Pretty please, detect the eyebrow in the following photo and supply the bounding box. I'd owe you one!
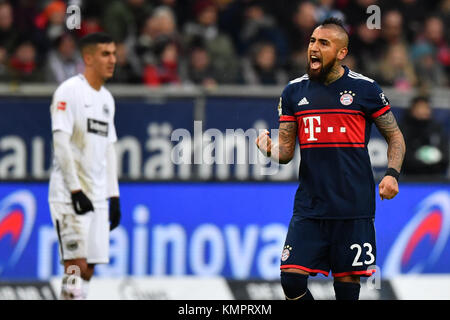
[101,50,116,54]
[310,37,331,44]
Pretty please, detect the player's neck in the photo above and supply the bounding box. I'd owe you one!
[324,64,345,85]
[83,70,104,91]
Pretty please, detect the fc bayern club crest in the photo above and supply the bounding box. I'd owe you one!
[281,245,292,262]
[340,90,355,106]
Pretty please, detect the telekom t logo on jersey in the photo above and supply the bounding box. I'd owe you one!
[302,116,321,141]
[297,110,366,148]
[302,116,348,142]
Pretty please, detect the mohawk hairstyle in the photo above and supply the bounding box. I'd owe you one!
[321,17,345,28]
[319,17,349,47]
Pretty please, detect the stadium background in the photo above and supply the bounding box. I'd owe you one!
[0,0,449,300]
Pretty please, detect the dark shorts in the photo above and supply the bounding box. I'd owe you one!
[280,216,376,277]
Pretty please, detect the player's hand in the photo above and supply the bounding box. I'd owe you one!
[71,190,94,215]
[255,130,272,157]
[378,176,399,200]
[109,197,121,231]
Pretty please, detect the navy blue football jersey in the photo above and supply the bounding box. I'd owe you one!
[279,66,391,219]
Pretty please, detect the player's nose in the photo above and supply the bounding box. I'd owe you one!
[309,41,319,52]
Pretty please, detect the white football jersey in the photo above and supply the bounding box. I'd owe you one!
[49,74,117,203]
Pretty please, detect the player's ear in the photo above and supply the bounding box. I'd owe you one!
[82,50,89,65]
[81,46,96,66]
[337,47,348,62]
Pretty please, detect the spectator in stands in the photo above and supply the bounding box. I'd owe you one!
[180,42,219,88]
[316,0,346,24]
[0,1,19,54]
[412,16,450,79]
[378,43,417,90]
[183,0,239,83]
[12,0,40,35]
[238,1,288,65]
[285,1,318,79]
[136,6,180,67]
[110,42,141,83]
[151,0,189,27]
[7,40,43,82]
[349,22,383,78]
[379,9,410,55]
[341,0,378,28]
[102,0,153,43]
[242,41,287,85]
[76,0,107,37]
[400,96,449,177]
[77,15,104,38]
[382,0,427,43]
[143,37,180,86]
[411,42,448,89]
[45,33,84,83]
[2,0,449,88]
[34,0,66,43]
[288,1,317,53]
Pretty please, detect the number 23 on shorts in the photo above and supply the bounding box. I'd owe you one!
[350,243,375,266]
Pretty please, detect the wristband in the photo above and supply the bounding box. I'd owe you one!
[384,167,400,182]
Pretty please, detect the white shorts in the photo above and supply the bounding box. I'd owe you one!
[49,201,110,264]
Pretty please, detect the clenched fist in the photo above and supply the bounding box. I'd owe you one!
[379,175,399,200]
[256,130,272,157]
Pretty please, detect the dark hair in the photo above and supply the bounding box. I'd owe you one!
[79,32,114,51]
[411,95,430,106]
[320,17,346,29]
[53,32,75,49]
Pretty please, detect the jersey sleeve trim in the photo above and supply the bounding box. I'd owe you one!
[371,105,391,119]
[279,115,297,122]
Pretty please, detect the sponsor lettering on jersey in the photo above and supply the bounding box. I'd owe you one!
[296,109,366,148]
[87,119,109,137]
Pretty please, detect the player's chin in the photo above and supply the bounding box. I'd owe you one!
[307,66,322,80]
[103,71,115,81]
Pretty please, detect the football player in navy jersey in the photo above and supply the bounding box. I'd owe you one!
[256,18,405,300]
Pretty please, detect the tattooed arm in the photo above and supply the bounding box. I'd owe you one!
[374,111,406,199]
[256,122,297,164]
[374,111,406,172]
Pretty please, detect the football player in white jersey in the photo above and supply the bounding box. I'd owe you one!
[48,33,120,300]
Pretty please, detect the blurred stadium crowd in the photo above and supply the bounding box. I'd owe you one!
[0,0,448,90]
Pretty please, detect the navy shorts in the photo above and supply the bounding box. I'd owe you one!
[280,216,376,277]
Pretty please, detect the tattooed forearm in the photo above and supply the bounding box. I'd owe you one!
[386,138,405,172]
[272,122,297,164]
[374,111,406,172]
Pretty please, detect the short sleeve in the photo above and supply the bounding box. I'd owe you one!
[363,81,391,119]
[278,85,296,122]
[50,84,75,135]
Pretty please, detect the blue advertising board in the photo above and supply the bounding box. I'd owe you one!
[1,97,447,181]
[0,182,449,280]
